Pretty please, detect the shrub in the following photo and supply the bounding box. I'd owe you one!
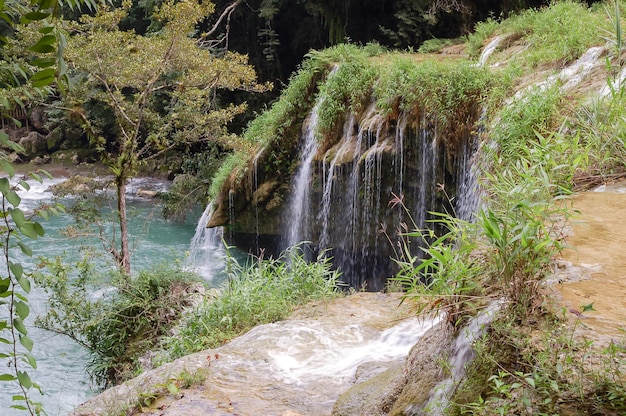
[36,260,202,387]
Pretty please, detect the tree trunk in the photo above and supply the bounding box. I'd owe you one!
[116,176,131,275]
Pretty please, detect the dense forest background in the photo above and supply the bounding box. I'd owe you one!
[201,0,550,128]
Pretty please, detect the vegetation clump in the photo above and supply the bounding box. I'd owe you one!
[36,262,203,386]
[158,247,342,362]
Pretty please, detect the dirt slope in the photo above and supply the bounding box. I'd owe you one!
[555,180,626,345]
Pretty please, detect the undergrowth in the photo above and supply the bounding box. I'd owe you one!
[157,246,342,363]
[36,260,202,387]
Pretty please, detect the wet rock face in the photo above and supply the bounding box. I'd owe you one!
[331,321,454,416]
[210,105,480,290]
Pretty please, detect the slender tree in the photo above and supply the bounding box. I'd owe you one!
[1,0,95,412]
[64,0,269,274]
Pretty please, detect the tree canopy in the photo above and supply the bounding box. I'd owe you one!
[63,0,270,273]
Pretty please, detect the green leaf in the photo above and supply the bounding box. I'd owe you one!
[18,180,30,191]
[19,335,34,352]
[39,25,54,34]
[10,209,26,227]
[32,57,56,69]
[0,278,10,294]
[34,222,44,236]
[9,262,23,279]
[19,223,39,239]
[0,177,10,195]
[0,337,11,344]
[32,76,56,88]
[23,12,51,21]
[6,191,21,207]
[17,371,33,389]
[17,242,32,257]
[581,302,595,312]
[23,353,37,369]
[15,301,29,320]
[29,39,56,53]
[17,277,31,293]
[13,318,27,335]
[30,67,55,81]
[166,382,179,395]
[0,374,16,381]
[11,405,28,411]
[0,159,14,177]
[30,68,57,87]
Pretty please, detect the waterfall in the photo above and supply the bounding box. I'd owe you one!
[478,35,503,67]
[283,96,324,249]
[319,114,358,250]
[185,203,225,281]
[278,93,481,290]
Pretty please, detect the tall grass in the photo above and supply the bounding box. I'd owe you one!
[468,1,608,67]
[158,246,342,362]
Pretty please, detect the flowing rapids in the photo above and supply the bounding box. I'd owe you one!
[77,293,438,416]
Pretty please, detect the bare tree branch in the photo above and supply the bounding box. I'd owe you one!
[198,0,241,50]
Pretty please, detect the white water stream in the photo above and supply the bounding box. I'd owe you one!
[184,203,226,281]
[78,293,441,416]
[417,303,501,415]
[284,99,322,249]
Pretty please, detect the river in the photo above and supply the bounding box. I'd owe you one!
[0,175,222,415]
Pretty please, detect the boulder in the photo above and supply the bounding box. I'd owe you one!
[331,320,454,416]
[29,106,48,132]
[46,127,65,151]
[18,131,47,157]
